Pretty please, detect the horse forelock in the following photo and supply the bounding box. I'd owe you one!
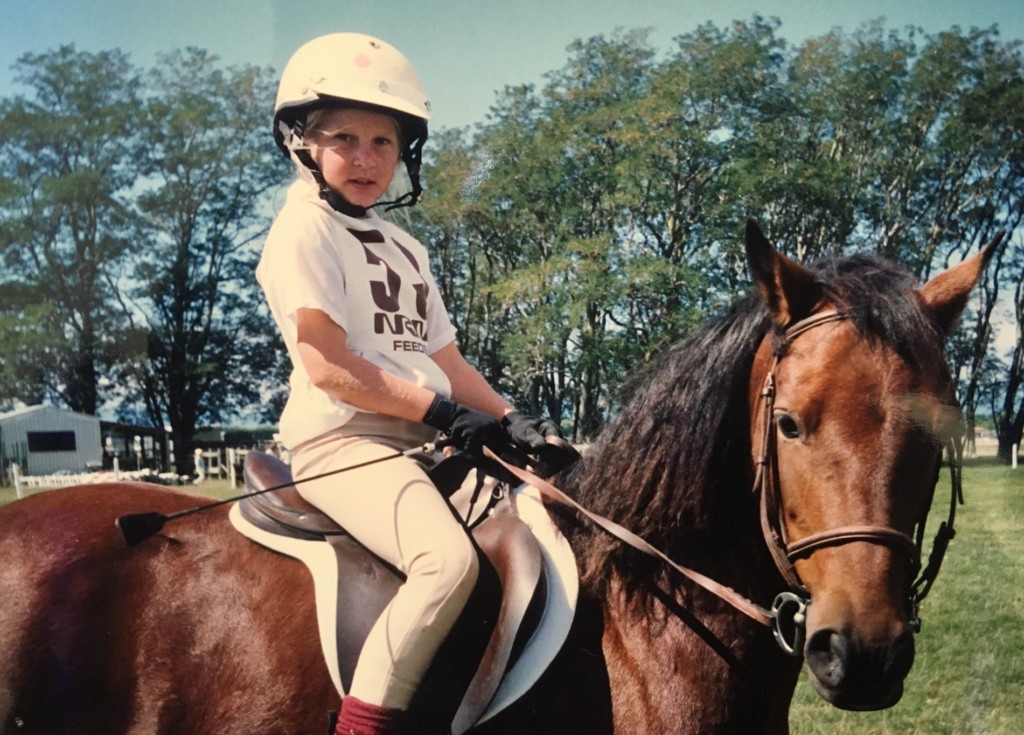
[811,254,948,370]
[566,251,954,597]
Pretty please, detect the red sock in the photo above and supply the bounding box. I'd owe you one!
[334,695,406,735]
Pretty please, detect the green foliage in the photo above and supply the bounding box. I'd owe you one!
[0,298,61,408]
[408,20,1024,442]
[0,45,287,472]
[0,45,142,413]
[127,49,288,436]
[1,20,1021,450]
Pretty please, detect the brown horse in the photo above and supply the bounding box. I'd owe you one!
[0,221,999,734]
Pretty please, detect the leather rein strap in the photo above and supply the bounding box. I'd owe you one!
[484,447,775,626]
[485,308,963,640]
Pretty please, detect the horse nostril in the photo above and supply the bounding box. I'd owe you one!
[806,629,848,690]
[886,630,916,680]
[806,627,916,706]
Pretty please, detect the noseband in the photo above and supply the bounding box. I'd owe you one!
[755,310,963,655]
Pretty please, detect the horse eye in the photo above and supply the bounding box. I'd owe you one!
[776,414,801,439]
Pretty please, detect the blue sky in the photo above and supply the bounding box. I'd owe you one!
[2,0,1022,131]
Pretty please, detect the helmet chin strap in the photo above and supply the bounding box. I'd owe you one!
[292,147,370,218]
[279,117,424,218]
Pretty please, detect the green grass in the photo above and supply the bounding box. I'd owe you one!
[3,465,1022,733]
[788,459,1024,734]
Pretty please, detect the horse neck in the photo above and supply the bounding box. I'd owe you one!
[589,338,799,733]
[598,569,801,734]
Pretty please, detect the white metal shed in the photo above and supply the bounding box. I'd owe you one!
[0,405,102,476]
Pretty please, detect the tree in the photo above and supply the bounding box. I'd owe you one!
[455,31,675,438]
[119,49,288,471]
[2,22,1018,454]
[627,17,789,321]
[0,45,142,414]
[407,20,1022,443]
[0,297,61,409]
[920,30,1024,459]
[994,248,1024,460]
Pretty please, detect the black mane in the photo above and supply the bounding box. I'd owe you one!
[560,252,949,594]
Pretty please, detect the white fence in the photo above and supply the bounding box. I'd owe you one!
[8,446,262,500]
[10,460,189,500]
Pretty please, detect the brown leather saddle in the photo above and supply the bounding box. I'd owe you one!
[233,450,559,734]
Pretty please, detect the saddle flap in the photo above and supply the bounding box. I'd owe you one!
[451,507,546,733]
[324,506,546,733]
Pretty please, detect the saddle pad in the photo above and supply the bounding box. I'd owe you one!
[228,482,577,733]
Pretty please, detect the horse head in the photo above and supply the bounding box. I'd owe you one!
[744,220,1000,711]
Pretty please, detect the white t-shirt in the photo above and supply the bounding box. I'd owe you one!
[257,180,457,449]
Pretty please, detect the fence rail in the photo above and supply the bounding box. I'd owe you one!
[8,447,258,499]
[10,463,190,499]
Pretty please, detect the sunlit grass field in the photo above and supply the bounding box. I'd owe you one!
[2,461,1021,732]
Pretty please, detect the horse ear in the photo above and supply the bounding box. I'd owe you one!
[744,219,820,326]
[918,230,1005,336]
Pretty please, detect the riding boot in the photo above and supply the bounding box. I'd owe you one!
[334,695,407,735]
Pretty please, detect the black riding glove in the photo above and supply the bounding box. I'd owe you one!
[501,411,563,453]
[422,395,508,455]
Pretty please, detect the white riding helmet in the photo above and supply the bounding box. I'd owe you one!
[274,33,431,212]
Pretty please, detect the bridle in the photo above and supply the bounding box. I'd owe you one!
[487,308,964,657]
[753,310,963,655]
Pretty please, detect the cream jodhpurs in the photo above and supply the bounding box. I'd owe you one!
[291,415,479,710]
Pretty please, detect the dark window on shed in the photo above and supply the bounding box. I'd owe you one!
[27,431,77,452]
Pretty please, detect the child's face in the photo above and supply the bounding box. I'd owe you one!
[306,108,401,208]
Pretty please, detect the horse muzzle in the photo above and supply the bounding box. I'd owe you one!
[804,624,916,710]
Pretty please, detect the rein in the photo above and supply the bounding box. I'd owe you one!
[484,448,774,626]
[488,308,964,656]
